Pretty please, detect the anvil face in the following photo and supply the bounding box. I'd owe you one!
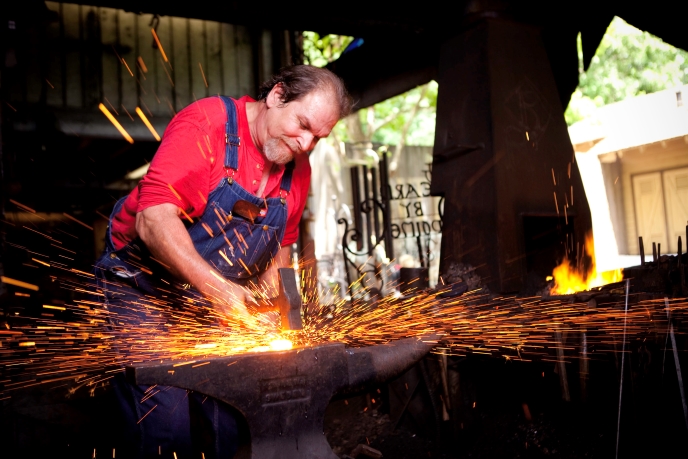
[129,343,348,459]
[128,337,435,459]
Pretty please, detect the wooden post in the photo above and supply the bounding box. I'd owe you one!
[639,237,645,266]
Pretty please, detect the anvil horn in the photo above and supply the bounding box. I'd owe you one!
[345,334,441,390]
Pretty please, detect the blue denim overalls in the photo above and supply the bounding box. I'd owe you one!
[94,96,292,458]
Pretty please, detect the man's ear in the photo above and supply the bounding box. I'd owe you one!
[266,83,285,108]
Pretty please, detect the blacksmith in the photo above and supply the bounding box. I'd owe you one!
[95,65,352,458]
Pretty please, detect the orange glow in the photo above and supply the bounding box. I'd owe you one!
[550,232,623,295]
[269,339,293,351]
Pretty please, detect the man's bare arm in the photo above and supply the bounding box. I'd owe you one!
[135,203,250,318]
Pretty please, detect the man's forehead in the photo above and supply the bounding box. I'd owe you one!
[297,91,339,125]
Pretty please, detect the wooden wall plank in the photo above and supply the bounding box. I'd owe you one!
[8,4,295,140]
[62,3,82,108]
[135,13,158,117]
[260,29,273,84]
[235,25,255,97]
[45,2,63,107]
[171,17,190,112]
[100,7,119,109]
[205,21,223,97]
[81,5,102,108]
[221,23,238,97]
[189,18,208,102]
[24,17,44,104]
[154,16,176,117]
[118,10,138,113]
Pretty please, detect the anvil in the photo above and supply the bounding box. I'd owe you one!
[127,335,438,458]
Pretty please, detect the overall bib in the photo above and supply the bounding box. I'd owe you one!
[94,96,292,458]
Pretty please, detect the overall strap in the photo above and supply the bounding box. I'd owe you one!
[219,96,240,171]
[280,160,295,195]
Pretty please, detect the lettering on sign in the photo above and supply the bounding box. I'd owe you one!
[388,167,442,239]
[259,376,310,405]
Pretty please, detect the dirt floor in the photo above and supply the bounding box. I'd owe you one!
[325,393,611,459]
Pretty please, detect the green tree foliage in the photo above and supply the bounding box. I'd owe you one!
[566,17,688,125]
[347,82,438,147]
[302,31,437,154]
[302,31,354,67]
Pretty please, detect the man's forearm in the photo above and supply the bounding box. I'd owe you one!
[135,204,247,311]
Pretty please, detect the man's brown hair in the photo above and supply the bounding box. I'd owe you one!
[258,65,353,119]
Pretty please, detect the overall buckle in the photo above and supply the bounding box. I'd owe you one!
[225,133,240,147]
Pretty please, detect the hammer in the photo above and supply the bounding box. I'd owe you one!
[250,268,303,330]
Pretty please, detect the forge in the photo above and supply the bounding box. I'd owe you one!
[430,18,592,294]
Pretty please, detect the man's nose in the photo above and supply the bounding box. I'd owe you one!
[299,132,316,152]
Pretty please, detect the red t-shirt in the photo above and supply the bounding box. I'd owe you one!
[110,96,310,250]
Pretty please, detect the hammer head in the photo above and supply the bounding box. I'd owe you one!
[275,268,303,330]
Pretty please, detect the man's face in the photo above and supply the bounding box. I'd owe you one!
[263,85,340,164]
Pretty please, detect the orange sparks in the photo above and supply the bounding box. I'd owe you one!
[201,222,214,238]
[32,258,50,267]
[553,192,559,215]
[549,232,623,295]
[238,258,252,275]
[99,103,134,144]
[209,270,227,284]
[151,29,168,62]
[9,198,35,213]
[218,250,234,267]
[71,269,95,278]
[43,305,66,311]
[121,105,134,121]
[198,62,208,88]
[122,58,134,77]
[168,184,182,201]
[1,276,39,291]
[137,56,148,73]
[136,107,161,141]
[178,207,194,224]
[63,212,94,230]
[137,404,158,424]
[197,140,207,159]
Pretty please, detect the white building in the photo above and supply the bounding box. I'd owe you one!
[570,85,688,270]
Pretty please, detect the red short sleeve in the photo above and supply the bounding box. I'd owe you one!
[136,119,214,218]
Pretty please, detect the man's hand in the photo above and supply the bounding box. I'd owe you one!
[136,203,251,321]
